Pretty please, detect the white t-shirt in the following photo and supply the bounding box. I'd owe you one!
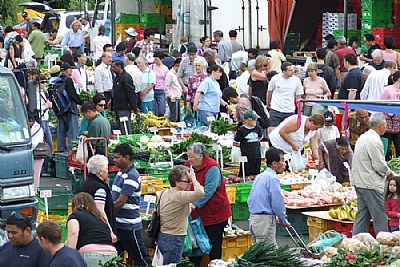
[318,125,340,145]
[125,64,143,93]
[231,51,248,71]
[236,70,250,96]
[268,74,303,113]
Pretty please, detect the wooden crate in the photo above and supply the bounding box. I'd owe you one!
[307,216,336,241]
[292,51,316,58]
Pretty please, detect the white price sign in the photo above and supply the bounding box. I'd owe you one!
[40,190,52,198]
[144,195,157,204]
[112,130,121,135]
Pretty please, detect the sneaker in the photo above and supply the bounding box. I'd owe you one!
[41,173,52,177]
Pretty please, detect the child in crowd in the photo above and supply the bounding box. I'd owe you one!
[385,176,400,232]
[233,110,262,177]
[318,110,340,145]
[222,87,240,119]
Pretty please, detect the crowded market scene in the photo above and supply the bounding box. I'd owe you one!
[3,0,400,266]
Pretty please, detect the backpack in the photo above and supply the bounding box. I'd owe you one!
[48,77,71,116]
[4,37,15,50]
[250,96,270,129]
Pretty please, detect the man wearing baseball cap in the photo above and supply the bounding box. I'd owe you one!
[21,12,34,36]
[317,110,340,145]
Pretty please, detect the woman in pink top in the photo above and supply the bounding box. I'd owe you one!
[152,51,169,117]
[383,36,400,66]
[165,58,182,122]
[303,62,331,116]
[380,70,400,158]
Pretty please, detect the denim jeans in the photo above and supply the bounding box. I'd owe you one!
[40,120,53,174]
[157,232,185,265]
[57,112,79,151]
[82,251,117,267]
[167,97,180,122]
[198,109,218,126]
[141,101,154,114]
[115,228,151,267]
[391,226,399,232]
[154,89,166,117]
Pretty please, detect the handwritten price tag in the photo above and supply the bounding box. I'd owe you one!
[144,195,157,203]
[40,190,52,198]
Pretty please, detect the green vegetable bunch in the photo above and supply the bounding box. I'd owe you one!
[211,118,237,136]
[79,90,96,103]
[99,254,125,267]
[131,115,149,134]
[388,157,400,174]
[325,248,396,267]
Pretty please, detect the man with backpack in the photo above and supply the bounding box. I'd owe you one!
[315,48,336,97]
[50,62,83,151]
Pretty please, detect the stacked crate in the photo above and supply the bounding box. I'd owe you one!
[322,13,358,47]
[139,13,166,32]
[393,0,400,27]
[284,32,300,55]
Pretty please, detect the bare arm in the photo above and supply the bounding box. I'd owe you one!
[266,91,273,110]
[114,194,129,212]
[66,219,79,249]
[318,147,325,169]
[348,89,357,100]
[178,77,188,94]
[193,91,202,111]
[279,117,301,151]
[335,68,341,87]
[96,203,117,243]
[310,131,319,160]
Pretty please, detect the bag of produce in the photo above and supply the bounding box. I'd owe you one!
[290,151,307,171]
[339,238,367,251]
[377,232,396,246]
[352,233,380,250]
[393,246,400,257]
[392,231,400,246]
[380,245,393,254]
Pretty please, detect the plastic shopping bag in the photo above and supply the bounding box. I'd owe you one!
[183,227,193,256]
[231,146,242,162]
[152,246,164,266]
[189,216,212,257]
[76,138,87,164]
[290,151,307,171]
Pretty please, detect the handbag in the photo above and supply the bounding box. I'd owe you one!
[188,216,213,257]
[34,142,51,159]
[145,190,166,242]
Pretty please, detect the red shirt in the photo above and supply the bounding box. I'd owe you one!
[385,194,400,227]
[335,47,356,72]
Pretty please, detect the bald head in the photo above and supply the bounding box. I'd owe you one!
[356,109,369,124]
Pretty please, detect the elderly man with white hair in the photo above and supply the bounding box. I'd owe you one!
[78,154,117,242]
[61,20,84,58]
[351,112,393,236]
[369,49,386,70]
[362,65,376,81]
[361,60,397,100]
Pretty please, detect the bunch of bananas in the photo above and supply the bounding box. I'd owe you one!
[141,112,178,128]
[329,202,358,221]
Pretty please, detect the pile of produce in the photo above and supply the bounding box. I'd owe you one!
[376,231,400,256]
[211,118,237,135]
[324,247,395,267]
[224,225,251,238]
[388,157,400,173]
[227,242,303,267]
[329,202,358,221]
[278,170,310,185]
[79,89,97,102]
[142,112,178,127]
[131,114,149,134]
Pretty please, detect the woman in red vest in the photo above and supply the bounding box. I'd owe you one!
[185,143,232,266]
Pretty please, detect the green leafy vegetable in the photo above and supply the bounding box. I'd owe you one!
[131,114,150,134]
[211,118,237,135]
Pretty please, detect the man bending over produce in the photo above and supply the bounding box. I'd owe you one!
[247,147,290,246]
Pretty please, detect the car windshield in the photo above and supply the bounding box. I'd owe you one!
[0,74,30,144]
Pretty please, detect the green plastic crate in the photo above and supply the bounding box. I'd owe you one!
[362,0,392,12]
[276,209,308,236]
[118,13,140,24]
[231,203,250,220]
[113,133,153,143]
[54,158,69,179]
[37,186,71,210]
[233,183,253,203]
[280,184,291,191]
[133,159,150,169]
[154,0,172,5]
[332,30,360,42]
[70,169,118,194]
[361,18,391,29]
[56,220,68,243]
[140,13,165,24]
[362,10,392,20]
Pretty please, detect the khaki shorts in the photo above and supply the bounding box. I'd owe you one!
[249,214,277,246]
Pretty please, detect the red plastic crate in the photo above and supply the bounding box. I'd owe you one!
[335,222,376,238]
[68,151,120,172]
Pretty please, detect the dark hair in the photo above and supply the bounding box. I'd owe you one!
[32,22,40,29]
[172,51,182,58]
[15,35,23,42]
[116,42,126,52]
[270,41,280,49]
[112,59,124,69]
[229,30,237,37]
[144,28,155,39]
[316,48,327,60]
[76,51,86,58]
[114,143,133,160]
[392,70,400,82]
[265,148,284,167]
[384,35,395,49]
[36,220,62,245]
[93,94,107,105]
[168,165,190,187]
[385,176,400,201]
[281,61,293,72]
[60,53,75,65]
[6,212,31,231]
[5,26,14,33]
[50,29,57,34]
[173,58,182,65]
[103,43,113,52]
[200,36,209,44]
[213,30,223,38]
[324,34,335,42]
[153,50,164,60]
[336,136,349,147]
[267,70,278,80]
[80,101,97,113]
[223,87,239,100]
[344,53,357,65]
[364,33,375,42]
[348,36,359,47]
[132,47,141,57]
[327,39,338,49]
[98,25,106,35]
[247,48,258,57]
[207,64,223,75]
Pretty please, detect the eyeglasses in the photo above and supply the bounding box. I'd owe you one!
[97,104,106,107]
[179,180,192,184]
[11,211,30,228]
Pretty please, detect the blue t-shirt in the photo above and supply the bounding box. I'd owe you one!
[140,68,156,103]
[112,165,142,231]
[197,76,222,112]
[0,238,51,267]
[50,246,87,267]
[112,52,126,66]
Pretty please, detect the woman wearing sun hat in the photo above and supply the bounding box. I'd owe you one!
[125,28,138,53]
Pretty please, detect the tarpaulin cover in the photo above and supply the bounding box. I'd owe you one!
[305,100,400,115]
[268,0,295,50]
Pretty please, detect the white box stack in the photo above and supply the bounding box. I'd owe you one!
[322,13,358,47]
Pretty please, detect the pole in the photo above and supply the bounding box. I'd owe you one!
[344,0,348,39]
[204,0,208,36]
[111,0,116,45]
[208,0,212,37]
[242,0,245,48]
[248,0,252,48]
[256,0,260,49]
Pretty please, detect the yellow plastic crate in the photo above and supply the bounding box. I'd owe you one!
[221,235,252,261]
[141,184,165,195]
[226,185,237,204]
[142,178,164,186]
[37,210,68,223]
[307,216,336,241]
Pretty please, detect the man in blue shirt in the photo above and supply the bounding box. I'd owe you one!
[247,147,291,246]
[61,20,85,59]
[36,221,86,267]
[112,42,127,66]
[112,143,151,266]
[0,212,51,267]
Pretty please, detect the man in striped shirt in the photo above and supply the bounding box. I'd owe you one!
[112,143,151,266]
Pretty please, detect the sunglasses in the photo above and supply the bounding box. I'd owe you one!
[11,211,30,228]
[97,104,106,107]
[40,81,47,84]
[263,64,268,67]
